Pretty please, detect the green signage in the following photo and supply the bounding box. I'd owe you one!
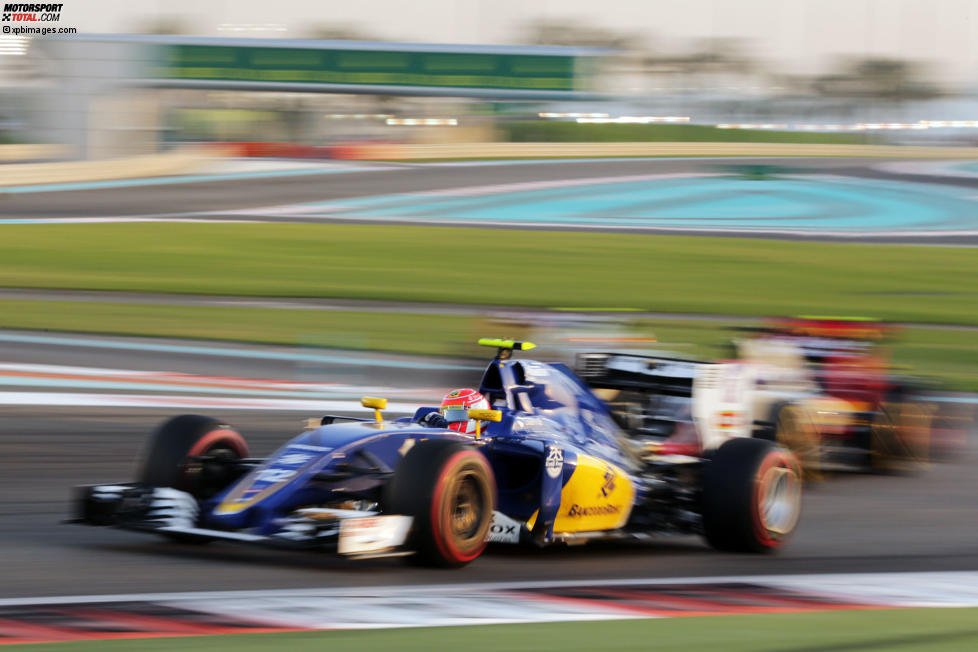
[155,45,581,92]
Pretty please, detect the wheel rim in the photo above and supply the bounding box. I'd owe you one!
[448,469,487,544]
[758,460,801,535]
[180,444,239,497]
[872,402,931,470]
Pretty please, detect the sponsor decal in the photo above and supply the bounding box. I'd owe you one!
[600,465,616,497]
[545,446,563,479]
[288,443,332,452]
[714,410,745,430]
[254,468,298,484]
[277,453,314,466]
[229,444,323,504]
[514,416,547,433]
[566,503,620,517]
[487,512,521,543]
[337,514,412,555]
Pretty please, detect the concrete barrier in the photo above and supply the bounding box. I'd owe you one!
[341,141,978,161]
[0,146,232,188]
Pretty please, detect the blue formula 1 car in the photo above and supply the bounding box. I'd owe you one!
[73,339,803,567]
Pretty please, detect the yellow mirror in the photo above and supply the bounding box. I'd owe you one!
[466,408,502,439]
[467,409,502,422]
[361,396,387,423]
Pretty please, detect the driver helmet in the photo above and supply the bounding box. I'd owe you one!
[440,388,490,434]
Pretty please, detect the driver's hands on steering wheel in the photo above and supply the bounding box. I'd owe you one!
[419,411,448,428]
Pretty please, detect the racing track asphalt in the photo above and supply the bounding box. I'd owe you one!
[2,157,976,243]
[0,158,865,218]
[1,159,977,598]
[1,403,976,599]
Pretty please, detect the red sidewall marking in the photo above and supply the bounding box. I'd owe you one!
[752,451,799,549]
[430,450,494,564]
[187,429,249,459]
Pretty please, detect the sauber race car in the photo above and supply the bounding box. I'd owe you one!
[72,339,802,567]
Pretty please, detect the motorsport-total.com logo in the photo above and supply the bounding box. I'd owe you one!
[2,3,63,21]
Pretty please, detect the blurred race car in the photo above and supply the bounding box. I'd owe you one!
[72,339,803,567]
[736,317,944,473]
[578,317,952,476]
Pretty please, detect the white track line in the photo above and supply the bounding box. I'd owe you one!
[874,160,978,179]
[0,391,416,412]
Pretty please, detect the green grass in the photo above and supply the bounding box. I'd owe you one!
[500,121,876,144]
[1,224,976,326]
[10,607,978,651]
[893,326,978,390]
[0,300,477,357]
[0,223,974,388]
[0,301,973,390]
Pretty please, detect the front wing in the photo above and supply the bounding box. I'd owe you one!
[72,483,661,557]
[72,483,414,559]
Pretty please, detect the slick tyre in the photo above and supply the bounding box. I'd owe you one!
[139,414,249,500]
[871,389,931,473]
[702,438,802,553]
[760,401,822,480]
[385,439,496,567]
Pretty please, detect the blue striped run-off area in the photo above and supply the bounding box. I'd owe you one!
[299,175,978,232]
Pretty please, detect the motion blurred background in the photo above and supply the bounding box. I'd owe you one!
[0,1,977,648]
[3,0,978,158]
[0,0,975,391]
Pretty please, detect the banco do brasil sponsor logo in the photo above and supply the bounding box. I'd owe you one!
[566,503,620,517]
[2,3,63,21]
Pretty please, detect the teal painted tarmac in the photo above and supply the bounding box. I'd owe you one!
[283,174,978,233]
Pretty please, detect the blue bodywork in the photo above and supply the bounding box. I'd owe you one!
[200,357,643,541]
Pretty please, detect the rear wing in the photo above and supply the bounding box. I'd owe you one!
[575,352,709,395]
[576,352,757,450]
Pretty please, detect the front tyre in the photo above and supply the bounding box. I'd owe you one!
[385,439,496,567]
[702,438,802,553]
[139,414,249,500]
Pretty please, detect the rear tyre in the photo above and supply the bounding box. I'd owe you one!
[763,402,821,480]
[385,439,496,567]
[871,390,931,473]
[702,438,802,553]
[139,414,249,500]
